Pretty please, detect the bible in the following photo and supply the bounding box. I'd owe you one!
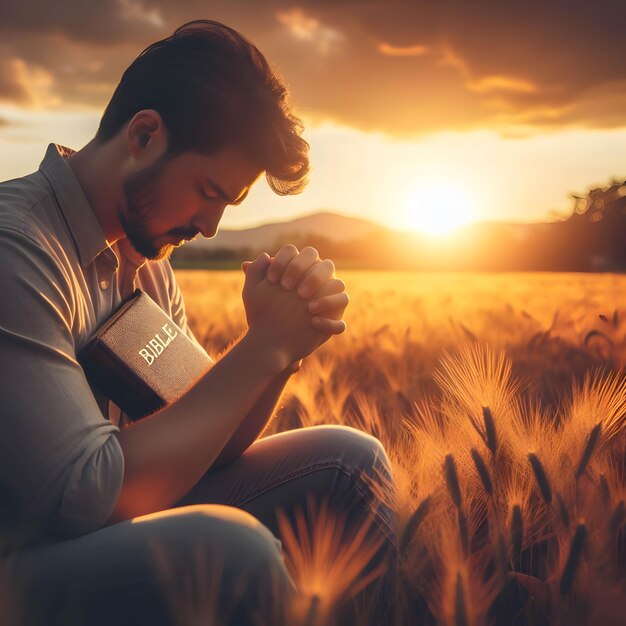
[79,288,213,422]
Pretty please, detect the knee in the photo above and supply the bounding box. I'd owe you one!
[307,425,392,479]
[134,505,290,584]
[15,506,293,626]
[304,426,397,548]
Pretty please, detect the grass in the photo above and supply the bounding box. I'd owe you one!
[170,270,626,625]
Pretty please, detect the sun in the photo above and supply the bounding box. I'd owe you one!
[399,182,475,235]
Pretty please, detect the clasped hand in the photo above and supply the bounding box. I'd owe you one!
[241,245,349,368]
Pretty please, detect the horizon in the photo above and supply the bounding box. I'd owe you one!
[2,3,626,236]
[212,206,585,234]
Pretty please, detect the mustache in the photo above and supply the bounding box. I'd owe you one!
[168,227,200,240]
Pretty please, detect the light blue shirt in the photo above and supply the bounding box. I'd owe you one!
[0,143,209,540]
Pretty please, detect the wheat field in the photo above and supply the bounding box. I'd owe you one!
[174,269,626,626]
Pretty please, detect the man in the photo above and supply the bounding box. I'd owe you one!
[0,20,396,626]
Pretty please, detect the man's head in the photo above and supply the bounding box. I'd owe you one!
[94,20,309,260]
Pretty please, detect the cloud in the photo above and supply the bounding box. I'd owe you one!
[0,1,625,136]
[0,57,33,106]
[118,0,165,28]
[0,54,60,108]
[272,1,626,135]
[276,8,343,55]
[0,0,164,44]
[378,43,430,57]
[467,76,537,95]
[437,43,537,95]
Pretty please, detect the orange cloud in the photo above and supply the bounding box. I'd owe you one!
[1,2,626,136]
[467,75,537,94]
[438,44,536,96]
[276,8,342,54]
[0,56,60,108]
[437,44,467,72]
[118,0,164,28]
[0,58,31,105]
[378,43,430,57]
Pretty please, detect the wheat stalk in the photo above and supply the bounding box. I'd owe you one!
[574,423,601,481]
[609,500,625,539]
[556,493,570,529]
[454,573,469,626]
[303,594,320,626]
[444,454,463,510]
[458,510,470,558]
[599,474,611,506]
[510,505,523,562]
[528,452,552,505]
[470,448,493,496]
[560,523,586,595]
[493,531,510,586]
[398,496,431,558]
[482,405,497,456]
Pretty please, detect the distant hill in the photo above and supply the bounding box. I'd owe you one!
[183,211,384,252]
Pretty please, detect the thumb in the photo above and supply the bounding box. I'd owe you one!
[243,253,271,286]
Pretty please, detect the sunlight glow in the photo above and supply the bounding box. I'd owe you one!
[400,182,476,235]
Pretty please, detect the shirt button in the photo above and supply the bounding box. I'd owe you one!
[99,279,109,290]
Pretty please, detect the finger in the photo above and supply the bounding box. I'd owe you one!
[266,245,299,284]
[308,292,350,317]
[279,246,320,291]
[297,259,336,299]
[241,261,252,274]
[311,278,346,299]
[312,317,347,335]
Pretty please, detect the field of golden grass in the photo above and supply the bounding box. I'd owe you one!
[174,270,626,626]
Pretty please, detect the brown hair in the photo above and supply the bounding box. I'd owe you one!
[95,20,309,195]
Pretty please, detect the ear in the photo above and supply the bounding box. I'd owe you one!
[125,109,169,160]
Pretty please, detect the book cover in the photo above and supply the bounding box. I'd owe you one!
[79,289,212,422]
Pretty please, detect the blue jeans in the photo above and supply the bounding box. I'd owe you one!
[5,425,397,625]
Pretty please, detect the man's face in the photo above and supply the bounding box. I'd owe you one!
[119,145,262,261]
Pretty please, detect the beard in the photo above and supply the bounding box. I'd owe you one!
[119,151,187,262]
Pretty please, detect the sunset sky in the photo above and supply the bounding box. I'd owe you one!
[2,1,626,234]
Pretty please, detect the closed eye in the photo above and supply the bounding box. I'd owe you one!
[200,180,250,206]
[200,187,219,201]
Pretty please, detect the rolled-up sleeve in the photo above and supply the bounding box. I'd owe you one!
[0,228,124,539]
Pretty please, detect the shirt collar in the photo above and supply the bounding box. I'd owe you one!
[38,143,136,269]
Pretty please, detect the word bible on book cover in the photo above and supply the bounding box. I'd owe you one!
[79,289,213,422]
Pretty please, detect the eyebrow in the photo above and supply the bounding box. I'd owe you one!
[205,178,250,206]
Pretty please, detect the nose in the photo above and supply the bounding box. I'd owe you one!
[197,222,218,239]
[194,204,226,239]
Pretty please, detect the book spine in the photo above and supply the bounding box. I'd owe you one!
[81,344,165,421]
